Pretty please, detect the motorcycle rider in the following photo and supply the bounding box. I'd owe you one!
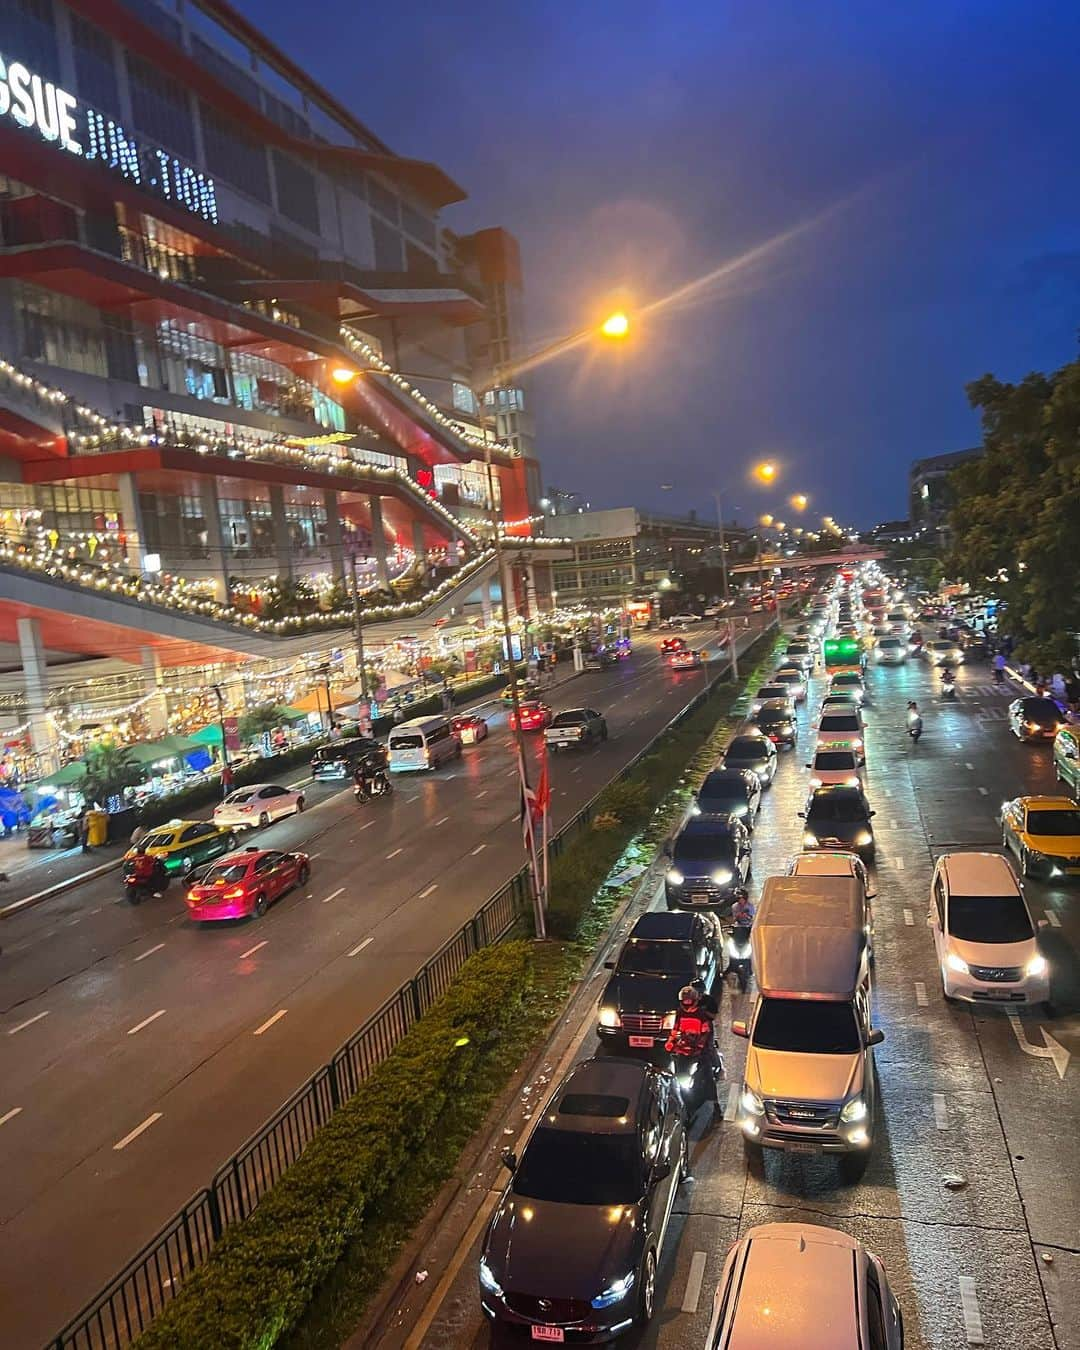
[726,891,755,989]
[907,700,923,743]
[125,844,165,900]
[665,985,722,1118]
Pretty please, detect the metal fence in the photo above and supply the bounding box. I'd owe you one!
[50,630,773,1350]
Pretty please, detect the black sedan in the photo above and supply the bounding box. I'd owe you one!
[598,911,722,1050]
[692,767,762,827]
[800,784,877,861]
[721,731,777,786]
[751,702,797,747]
[481,1057,686,1341]
[1008,696,1065,742]
[664,815,752,910]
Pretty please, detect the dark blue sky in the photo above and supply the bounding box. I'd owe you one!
[240,0,1080,527]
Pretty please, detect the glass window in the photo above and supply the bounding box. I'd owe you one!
[271,150,320,235]
[367,176,399,222]
[371,215,403,271]
[200,103,272,203]
[674,833,735,863]
[617,940,694,975]
[512,1128,644,1205]
[126,52,196,158]
[947,895,1032,943]
[70,14,122,118]
[8,0,61,84]
[753,998,861,1054]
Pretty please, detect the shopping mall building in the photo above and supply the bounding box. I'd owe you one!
[0,0,559,769]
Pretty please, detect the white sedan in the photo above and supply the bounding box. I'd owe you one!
[213,783,305,830]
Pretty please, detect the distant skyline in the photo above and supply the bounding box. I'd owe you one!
[240,0,1080,527]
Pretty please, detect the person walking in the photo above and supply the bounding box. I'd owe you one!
[992,650,1007,684]
[79,808,92,854]
[220,761,234,798]
[130,821,146,848]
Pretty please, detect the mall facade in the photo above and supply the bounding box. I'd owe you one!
[0,0,557,765]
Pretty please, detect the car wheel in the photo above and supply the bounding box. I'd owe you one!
[297,862,310,884]
[227,834,238,850]
[259,811,270,829]
[296,796,305,813]
[254,892,268,918]
[637,1248,657,1325]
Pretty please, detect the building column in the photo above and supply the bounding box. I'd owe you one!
[525,561,539,619]
[198,477,232,602]
[323,490,346,585]
[480,580,493,628]
[412,520,427,574]
[116,472,146,572]
[18,617,58,773]
[140,647,168,739]
[367,494,391,588]
[269,485,293,580]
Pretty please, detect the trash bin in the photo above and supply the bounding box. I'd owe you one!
[86,809,109,847]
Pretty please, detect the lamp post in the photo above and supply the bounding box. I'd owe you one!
[347,556,369,703]
[211,683,230,796]
[712,491,738,680]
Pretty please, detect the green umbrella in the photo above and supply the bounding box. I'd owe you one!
[120,741,184,767]
[34,761,87,790]
[190,724,223,746]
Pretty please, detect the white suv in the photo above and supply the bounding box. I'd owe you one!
[929,852,1050,1007]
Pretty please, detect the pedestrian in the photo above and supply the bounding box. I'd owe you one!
[220,761,234,798]
[130,821,146,848]
[992,650,1007,684]
[1051,671,1067,701]
[79,808,91,854]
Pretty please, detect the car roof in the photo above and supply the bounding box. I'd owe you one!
[702,769,752,788]
[790,851,860,876]
[548,1057,649,1134]
[940,851,1020,895]
[628,911,697,940]
[726,1223,859,1349]
[727,735,770,752]
[679,816,737,839]
[1017,795,1077,809]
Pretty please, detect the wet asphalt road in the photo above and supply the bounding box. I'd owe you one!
[0,623,764,1349]
[406,654,1080,1350]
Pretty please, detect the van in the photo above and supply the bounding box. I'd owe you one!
[387,715,462,772]
[310,736,386,781]
[732,875,883,1178]
[1053,727,1080,794]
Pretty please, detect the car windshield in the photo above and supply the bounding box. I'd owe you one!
[512,1128,643,1204]
[312,747,347,762]
[726,738,766,761]
[617,939,694,974]
[814,752,857,770]
[700,787,743,809]
[757,686,786,699]
[391,734,424,749]
[753,998,861,1054]
[1022,700,1060,722]
[820,715,860,733]
[776,671,802,684]
[225,790,256,804]
[949,895,1033,943]
[931,641,954,652]
[879,639,901,649]
[141,831,175,849]
[1026,809,1080,836]
[675,833,734,862]
[553,711,586,726]
[833,675,862,687]
[807,793,868,822]
[200,862,251,885]
[757,710,790,726]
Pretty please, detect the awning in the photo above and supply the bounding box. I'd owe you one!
[34,761,87,790]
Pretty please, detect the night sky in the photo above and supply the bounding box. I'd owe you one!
[239,0,1080,528]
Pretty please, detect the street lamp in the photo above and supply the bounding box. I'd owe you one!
[754,461,778,484]
[791,493,808,512]
[600,310,630,339]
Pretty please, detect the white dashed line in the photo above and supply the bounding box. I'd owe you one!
[723,1081,739,1122]
[434,816,450,826]
[127,1009,166,1036]
[8,1010,49,1036]
[903,909,914,926]
[681,1250,708,1314]
[419,883,438,898]
[348,937,374,957]
[894,857,905,871]
[386,847,403,860]
[322,887,346,903]
[0,1106,24,1127]
[914,981,929,1007]
[978,786,988,795]
[476,790,488,799]
[134,943,165,962]
[958,1276,985,1344]
[254,1009,288,1036]
[965,762,974,771]
[471,843,487,856]
[239,940,268,959]
[933,1092,948,1129]
[359,820,375,831]
[113,1113,162,1151]
[1045,910,1061,928]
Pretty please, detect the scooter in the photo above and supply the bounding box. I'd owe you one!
[353,770,393,803]
[907,710,923,743]
[122,861,168,904]
[669,1051,722,1122]
[723,923,753,993]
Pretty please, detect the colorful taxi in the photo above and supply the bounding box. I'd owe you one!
[508,700,553,732]
[1001,795,1080,879]
[185,848,311,921]
[124,819,237,877]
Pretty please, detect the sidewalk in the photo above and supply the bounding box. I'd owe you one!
[0,833,126,918]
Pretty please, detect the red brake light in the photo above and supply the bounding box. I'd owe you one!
[224,888,246,899]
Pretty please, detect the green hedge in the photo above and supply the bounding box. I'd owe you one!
[135,941,533,1350]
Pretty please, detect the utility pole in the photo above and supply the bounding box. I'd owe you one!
[348,558,369,702]
[212,683,229,796]
[713,491,738,680]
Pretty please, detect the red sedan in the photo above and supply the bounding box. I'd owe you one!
[451,713,489,744]
[509,700,553,732]
[660,636,687,654]
[668,648,703,670]
[184,848,310,922]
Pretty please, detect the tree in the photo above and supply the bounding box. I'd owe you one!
[948,360,1080,670]
[81,743,143,809]
[239,704,284,742]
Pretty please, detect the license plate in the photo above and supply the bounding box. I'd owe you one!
[691,893,710,903]
[628,1035,655,1048]
[787,1141,819,1155]
[531,1328,564,1343]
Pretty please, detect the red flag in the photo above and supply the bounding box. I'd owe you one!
[534,745,551,816]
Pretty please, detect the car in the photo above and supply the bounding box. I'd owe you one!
[310,736,387,781]
[806,746,863,788]
[668,647,703,670]
[664,815,752,909]
[815,709,865,763]
[722,731,778,785]
[704,1223,904,1350]
[1008,696,1066,742]
[829,670,866,702]
[1054,727,1080,794]
[184,848,311,922]
[772,665,807,703]
[480,1057,686,1340]
[750,684,794,716]
[693,767,763,825]
[668,612,701,627]
[800,784,876,861]
[507,701,552,733]
[752,703,797,747]
[925,638,963,666]
[597,911,722,1049]
[783,640,814,671]
[584,646,618,671]
[788,848,875,899]
[820,691,861,714]
[124,819,238,877]
[450,712,489,744]
[659,635,687,655]
[500,680,541,705]
[873,635,907,665]
[213,783,305,830]
[930,852,1050,1006]
[545,708,608,749]
[1001,795,1080,878]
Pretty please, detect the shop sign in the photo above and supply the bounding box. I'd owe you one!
[223,716,240,751]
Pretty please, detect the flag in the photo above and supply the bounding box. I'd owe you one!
[521,776,538,845]
[534,744,551,816]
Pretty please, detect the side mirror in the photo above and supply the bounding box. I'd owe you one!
[651,1160,672,1184]
[797,810,806,819]
[662,842,673,858]
[731,1019,749,1038]
[500,1149,517,1172]
[603,959,615,969]
[868,810,876,818]
[1037,917,1050,929]
[867,1028,885,1047]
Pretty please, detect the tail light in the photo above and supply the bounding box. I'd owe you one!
[224,888,245,899]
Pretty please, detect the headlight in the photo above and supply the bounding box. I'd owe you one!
[845,776,860,787]
[945,952,969,975]
[804,831,818,846]
[690,803,702,815]
[852,738,863,750]
[1025,954,1048,978]
[712,868,733,885]
[598,1006,621,1028]
[840,1096,868,1124]
[809,776,822,787]
[661,1011,677,1031]
[591,1271,635,1309]
[731,803,748,816]
[479,1257,503,1297]
[855,830,873,846]
[740,1087,765,1116]
[666,868,684,885]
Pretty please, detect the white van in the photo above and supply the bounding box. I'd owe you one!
[387,715,462,772]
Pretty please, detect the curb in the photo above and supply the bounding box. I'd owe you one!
[0,855,124,919]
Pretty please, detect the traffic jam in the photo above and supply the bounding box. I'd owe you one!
[464,565,1075,1349]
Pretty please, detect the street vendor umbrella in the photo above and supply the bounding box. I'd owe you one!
[34,761,88,790]
[190,723,222,746]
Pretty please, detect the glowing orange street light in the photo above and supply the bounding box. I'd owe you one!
[600,311,630,339]
[754,461,778,484]
[791,493,808,511]
[331,366,358,385]
[760,514,774,527]
[775,520,786,531]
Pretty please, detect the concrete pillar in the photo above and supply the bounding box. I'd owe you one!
[140,648,169,738]
[198,477,232,602]
[269,485,293,580]
[525,561,539,619]
[323,490,346,585]
[480,581,493,628]
[115,472,146,572]
[412,520,427,573]
[367,494,391,588]
[18,617,58,773]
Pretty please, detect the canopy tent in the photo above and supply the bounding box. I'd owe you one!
[189,707,308,746]
[113,736,202,768]
[34,761,87,790]
[291,687,360,714]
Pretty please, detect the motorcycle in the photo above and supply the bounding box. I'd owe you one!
[353,769,393,803]
[907,710,923,743]
[122,860,167,904]
[940,667,956,700]
[723,922,753,993]
[668,1050,722,1122]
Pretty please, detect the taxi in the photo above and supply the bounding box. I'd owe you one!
[660,635,688,655]
[124,818,237,876]
[1000,795,1080,879]
[185,847,311,921]
[508,700,552,732]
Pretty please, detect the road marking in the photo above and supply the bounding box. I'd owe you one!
[134,943,165,962]
[0,1106,23,1127]
[1044,910,1061,928]
[386,848,403,860]
[239,939,269,959]
[978,786,988,795]
[254,1009,288,1036]
[404,1189,501,1350]
[955,742,962,749]
[127,1009,166,1036]
[434,815,450,826]
[958,1275,985,1345]
[471,843,487,855]
[723,1081,739,1122]
[359,820,375,831]
[965,761,975,771]
[915,981,929,1007]
[476,789,488,799]
[889,819,898,830]
[348,937,374,957]
[894,857,905,871]
[113,1112,163,1151]
[419,883,438,899]
[903,909,914,926]
[571,765,581,774]
[682,1250,708,1313]
[933,1092,948,1128]
[8,1010,49,1036]
[1006,1011,1070,1078]
[322,886,346,903]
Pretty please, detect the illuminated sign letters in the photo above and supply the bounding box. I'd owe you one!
[0,48,218,224]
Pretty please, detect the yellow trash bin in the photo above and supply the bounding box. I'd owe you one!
[86,809,109,847]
